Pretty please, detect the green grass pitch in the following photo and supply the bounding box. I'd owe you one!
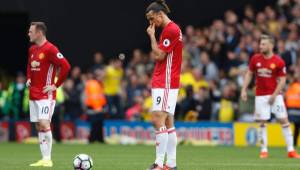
[1,143,300,170]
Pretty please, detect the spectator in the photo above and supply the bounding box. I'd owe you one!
[103,58,124,118]
[244,5,255,21]
[0,82,8,120]
[3,72,29,141]
[199,51,219,81]
[63,78,83,121]
[291,3,300,25]
[229,50,249,87]
[225,10,238,25]
[210,42,223,67]
[285,70,300,146]
[141,89,152,121]
[191,67,209,93]
[83,69,106,143]
[265,6,280,35]
[213,84,237,122]
[277,39,294,71]
[194,87,212,121]
[125,73,144,109]
[125,95,143,121]
[128,49,146,77]
[91,51,104,72]
[70,66,84,90]
[224,25,239,51]
[224,51,240,73]
[180,85,197,121]
[238,87,255,122]
[4,72,29,120]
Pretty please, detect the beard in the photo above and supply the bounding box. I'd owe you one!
[260,49,270,56]
[262,51,268,55]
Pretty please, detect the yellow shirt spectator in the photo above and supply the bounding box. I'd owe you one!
[142,96,152,121]
[192,79,209,93]
[179,71,195,99]
[103,66,123,95]
[219,99,234,122]
[180,71,195,87]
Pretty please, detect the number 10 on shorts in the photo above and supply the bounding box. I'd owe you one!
[41,106,50,114]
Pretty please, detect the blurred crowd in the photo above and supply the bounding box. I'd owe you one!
[1,0,300,126]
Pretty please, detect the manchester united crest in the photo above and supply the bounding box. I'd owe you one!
[39,53,45,60]
[270,63,276,69]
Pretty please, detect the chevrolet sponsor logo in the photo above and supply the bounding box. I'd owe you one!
[31,68,40,71]
[257,68,272,77]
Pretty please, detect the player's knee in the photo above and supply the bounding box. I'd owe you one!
[259,121,267,126]
[259,123,266,128]
[257,120,267,125]
[278,118,289,125]
[151,116,159,129]
[38,121,50,131]
[165,116,174,129]
[165,120,173,129]
[39,124,50,131]
[151,112,165,129]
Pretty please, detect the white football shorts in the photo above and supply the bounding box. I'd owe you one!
[29,99,56,122]
[151,88,179,115]
[254,95,287,120]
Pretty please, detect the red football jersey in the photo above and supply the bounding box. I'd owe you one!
[151,21,183,89]
[27,41,71,100]
[249,53,286,96]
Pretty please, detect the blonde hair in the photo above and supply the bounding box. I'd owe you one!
[260,34,275,45]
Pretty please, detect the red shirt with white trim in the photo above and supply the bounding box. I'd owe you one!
[27,41,71,100]
[151,21,183,89]
[249,53,286,96]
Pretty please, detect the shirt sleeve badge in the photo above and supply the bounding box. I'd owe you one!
[163,39,170,47]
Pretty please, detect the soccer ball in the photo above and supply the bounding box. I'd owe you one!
[73,154,93,170]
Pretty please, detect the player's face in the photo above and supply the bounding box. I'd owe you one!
[28,25,41,43]
[259,39,273,54]
[146,11,163,27]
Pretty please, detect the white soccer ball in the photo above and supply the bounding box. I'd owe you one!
[73,154,93,170]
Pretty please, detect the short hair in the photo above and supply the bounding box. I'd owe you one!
[260,34,275,45]
[30,22,47,35]
[146,0,171,14]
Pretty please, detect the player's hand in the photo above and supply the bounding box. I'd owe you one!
[43,85,57,94]
[268,95,276,105]
[147,23,155,36]
[241,89,248,102]
[26,79,31,87]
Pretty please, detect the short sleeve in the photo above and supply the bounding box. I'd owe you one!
[158,27,180,53]
[249,56,256,72]
[277,59,286,77]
